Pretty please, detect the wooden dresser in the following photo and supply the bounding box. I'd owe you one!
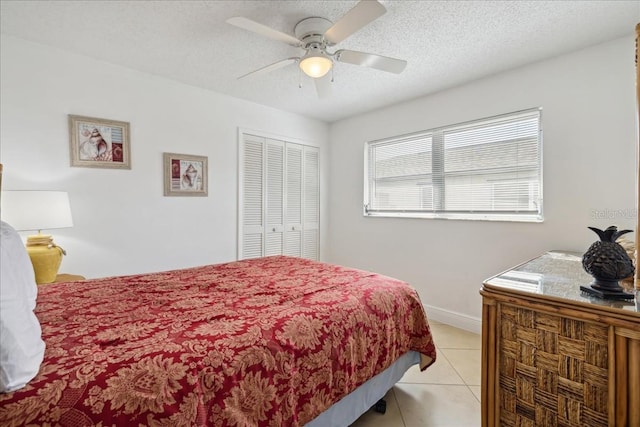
[480,251,639,427]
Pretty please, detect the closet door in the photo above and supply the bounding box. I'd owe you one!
[239,131,319,261]
[302,146,319,260]
[239,134,264,259]
[265,139,285,256]
[284,143,303,257]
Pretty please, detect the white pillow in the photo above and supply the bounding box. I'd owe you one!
[0,220,45,393]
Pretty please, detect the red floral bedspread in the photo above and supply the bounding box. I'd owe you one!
[0,256,436,426]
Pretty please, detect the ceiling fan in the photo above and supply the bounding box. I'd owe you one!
[226,0,407,98]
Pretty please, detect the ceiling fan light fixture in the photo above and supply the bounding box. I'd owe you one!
[299,53,333,78]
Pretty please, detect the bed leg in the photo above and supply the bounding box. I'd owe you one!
[372,398,387,414]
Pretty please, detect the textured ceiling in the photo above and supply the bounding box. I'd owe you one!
[1,0,638,123]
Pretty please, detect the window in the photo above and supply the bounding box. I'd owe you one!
[364,108,542,222]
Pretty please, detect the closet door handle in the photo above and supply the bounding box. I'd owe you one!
[272,228,276,232]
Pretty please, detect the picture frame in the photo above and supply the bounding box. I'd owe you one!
[69,115,131,169]
[163,152,208,197]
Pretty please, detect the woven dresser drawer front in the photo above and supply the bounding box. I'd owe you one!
[481,252,640,427]
[497,304,609,427]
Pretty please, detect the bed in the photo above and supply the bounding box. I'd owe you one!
[0,254,436,426]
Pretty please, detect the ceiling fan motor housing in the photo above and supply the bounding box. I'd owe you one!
[294,17,333,48]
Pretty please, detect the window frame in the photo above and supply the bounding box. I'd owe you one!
[363,108,543,222]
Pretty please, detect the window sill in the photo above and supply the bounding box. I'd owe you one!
[363,212,544,223]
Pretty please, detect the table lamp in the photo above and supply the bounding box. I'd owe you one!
[1,191,73,284]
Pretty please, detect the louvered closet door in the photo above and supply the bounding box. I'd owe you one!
[284,143,303,257]
[265,139,285,256]
[239,131,320,261]
[240,135,264,259]
[302,146,319,260]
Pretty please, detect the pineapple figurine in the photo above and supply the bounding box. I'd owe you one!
[582,226,635,293]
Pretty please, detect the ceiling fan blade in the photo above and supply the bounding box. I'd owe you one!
[238,57,299,80]
[314,75,332,99]
[323,0,386,45]
[336,49,407,74]
[226,17,302,47]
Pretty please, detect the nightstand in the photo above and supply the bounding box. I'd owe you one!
[53,274,86,283]
[480,251,639,427]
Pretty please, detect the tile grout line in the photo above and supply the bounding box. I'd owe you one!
[438,347,481,388]
[369,325,482,427]
[390,387,408,427]
[467,384,481,403]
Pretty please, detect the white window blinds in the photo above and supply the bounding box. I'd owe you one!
[364,108,543,222]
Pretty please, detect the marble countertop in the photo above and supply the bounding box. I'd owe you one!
[484,251,639,314]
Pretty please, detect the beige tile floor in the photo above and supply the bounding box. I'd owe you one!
[351,320,481,427]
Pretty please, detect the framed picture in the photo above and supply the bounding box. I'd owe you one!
[163,152,208,197]
[69,115,131,169]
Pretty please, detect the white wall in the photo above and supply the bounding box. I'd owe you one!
[326,36,637,331]
[0,35,330,278]
[2,34,636,331]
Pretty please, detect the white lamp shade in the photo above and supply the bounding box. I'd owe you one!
[1,191,73,232]
[299,54,333,78]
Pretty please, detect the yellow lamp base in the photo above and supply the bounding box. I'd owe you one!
[26,234,66,285]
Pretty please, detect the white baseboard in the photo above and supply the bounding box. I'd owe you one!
[423,304,482,335]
